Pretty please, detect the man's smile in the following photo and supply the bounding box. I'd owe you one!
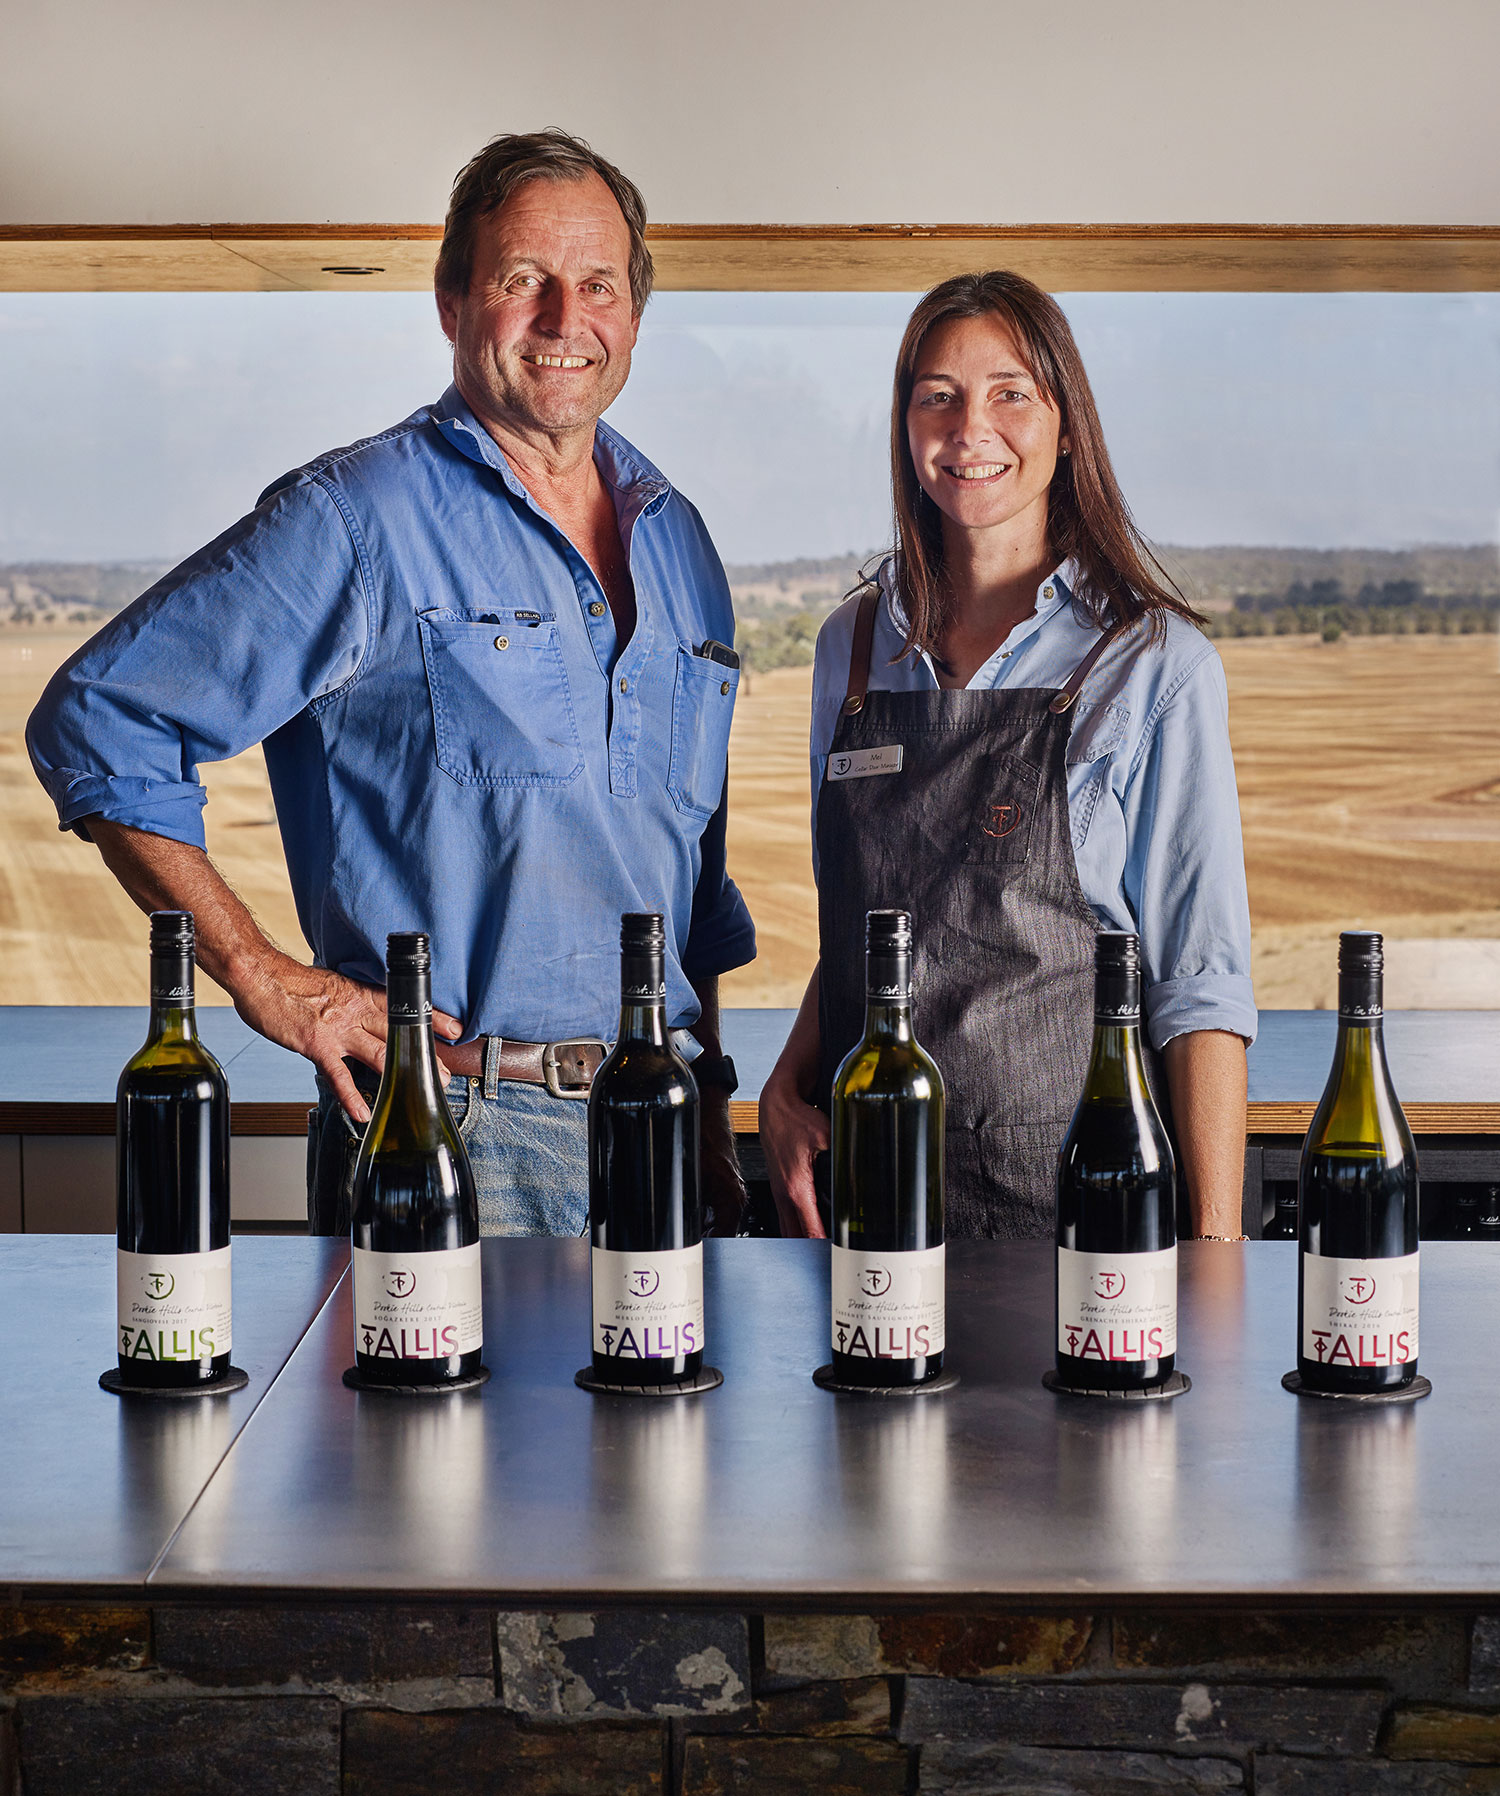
[520,353,593,369]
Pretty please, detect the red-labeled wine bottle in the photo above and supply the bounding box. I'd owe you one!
[351,933,483,1387]
[116,910,232,1386]
[1297,931,1419,1393]
[1054,931,1177,1392]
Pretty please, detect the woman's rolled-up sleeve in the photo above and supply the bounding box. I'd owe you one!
[1121,645,1258,1050]
[26,477,371,849]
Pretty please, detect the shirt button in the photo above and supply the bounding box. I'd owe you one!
[494,635,509,650]
[589,601,606,617]
[1001,650,1011,659]
[619,677,629,694]
[1042,584,1055,600]
[721,680,731,695]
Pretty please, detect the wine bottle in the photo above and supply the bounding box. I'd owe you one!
[588,912,704,1386]
[829,908,945,1388]
[116,910,232,1387]
[1054,931,1177,1392]
[351,933,483,1387]
[1297,931,1419,1393]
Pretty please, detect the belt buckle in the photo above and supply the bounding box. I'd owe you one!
[542,1038,606,1099]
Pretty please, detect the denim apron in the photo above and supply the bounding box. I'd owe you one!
[816,588,1141,1238]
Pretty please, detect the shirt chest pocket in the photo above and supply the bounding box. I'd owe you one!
[1064,699,1128,850]
[667,645,739,819]
[418,608,584,787]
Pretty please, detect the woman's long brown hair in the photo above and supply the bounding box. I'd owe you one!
[876,270,1204,655]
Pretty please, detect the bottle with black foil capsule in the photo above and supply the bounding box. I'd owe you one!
[589,913,704,1386]
[351,933,483,1387]
[1297,931,1419,1393]
[116,910,232,1387]
[830,909,946,1387]
[1054,932,1177,1392]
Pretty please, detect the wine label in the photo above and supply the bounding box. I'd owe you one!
[1301,1250,1418,1370]
[353,1243,482,1360]
[831,1243,945,1361]
[1056,1244,1176,1362]
[118,1245,231,1362]
[592,1243,704,1360]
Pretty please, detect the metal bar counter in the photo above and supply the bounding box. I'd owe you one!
[13,1236,1500,1796]
[0,1235,1476,1609]
[0,1236,346,1598]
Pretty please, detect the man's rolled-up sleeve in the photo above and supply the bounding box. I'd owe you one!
[682,783,756,982]
[26,478,370,849]
[1122,648,1258,1051]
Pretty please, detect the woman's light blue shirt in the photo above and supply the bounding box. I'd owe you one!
[810,562,1257,1050]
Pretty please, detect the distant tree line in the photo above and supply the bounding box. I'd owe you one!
[1205,580,1500,643]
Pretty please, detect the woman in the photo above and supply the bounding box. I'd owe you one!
[761,271,1256,1240]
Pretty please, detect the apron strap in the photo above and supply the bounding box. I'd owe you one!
[840,586,881,715]
[1048,615,1133,714]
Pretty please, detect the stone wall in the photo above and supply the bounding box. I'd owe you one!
[7,1603,1500,1792]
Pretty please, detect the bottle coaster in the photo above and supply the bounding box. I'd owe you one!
[574,1366,723,1397]
[813,1364,960,1396]
[1281,1370,1431,1404]
[1042,1368,1191,1402]
[342,1365,491,1396]
[100,1366,249,1398]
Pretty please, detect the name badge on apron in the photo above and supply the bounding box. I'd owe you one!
[827,745,903,782]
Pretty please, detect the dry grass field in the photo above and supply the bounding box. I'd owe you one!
[2,629,1496,1010]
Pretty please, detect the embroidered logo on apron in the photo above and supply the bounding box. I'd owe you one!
[828,745,904,781]
[981,802,1023,839]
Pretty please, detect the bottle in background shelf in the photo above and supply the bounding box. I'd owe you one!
[116,910,232,1386]
[588,912,705,1387]
[1297,931,1419,1393]
[829,908,946,1388]
[1054,931,1177,1392]
[351,933,483,1388]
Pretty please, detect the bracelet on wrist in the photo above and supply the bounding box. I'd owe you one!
[1194,1232,1248,1243]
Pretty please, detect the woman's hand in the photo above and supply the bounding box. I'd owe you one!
[760,1067,829,1238]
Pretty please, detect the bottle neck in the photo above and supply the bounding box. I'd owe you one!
[1084,960,1145,1098]
[618,948,668,1046]
[863,944,912,1043]
[147,947,198,1042]
[383,967,443,1097]
[1084,1020,1150,1098]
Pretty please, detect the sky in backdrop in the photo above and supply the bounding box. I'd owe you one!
[1,290,1498,566]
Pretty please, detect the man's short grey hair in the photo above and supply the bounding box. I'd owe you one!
[435,128,654,314]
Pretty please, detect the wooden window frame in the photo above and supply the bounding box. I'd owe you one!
[3,223,1500,292]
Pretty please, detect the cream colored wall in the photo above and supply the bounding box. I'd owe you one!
[2,0,1494,226]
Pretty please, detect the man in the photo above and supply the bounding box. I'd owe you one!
[27,130,755,1235]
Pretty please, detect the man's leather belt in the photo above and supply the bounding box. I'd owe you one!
[441,1035,607,1099]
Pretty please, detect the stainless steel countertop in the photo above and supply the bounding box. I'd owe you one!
[0,1236,346,1596]
[147,1237,1500,1610]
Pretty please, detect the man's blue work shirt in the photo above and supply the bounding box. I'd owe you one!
[27,388,756,1042]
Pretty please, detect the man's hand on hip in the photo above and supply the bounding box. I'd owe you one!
[86,818,461,1127]
[234,951,461,1127]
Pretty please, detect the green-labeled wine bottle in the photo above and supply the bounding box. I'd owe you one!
[588,912,704,1387]
[1054,931,1177,1392]
[116,910,232,1387]
[830,908,946,1388]
[351,933,483,1388]
[1297,931,1419,1393]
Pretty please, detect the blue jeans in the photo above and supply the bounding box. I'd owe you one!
[309,1068,589,1237]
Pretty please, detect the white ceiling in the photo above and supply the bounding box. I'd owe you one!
[3,0,1495,226]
